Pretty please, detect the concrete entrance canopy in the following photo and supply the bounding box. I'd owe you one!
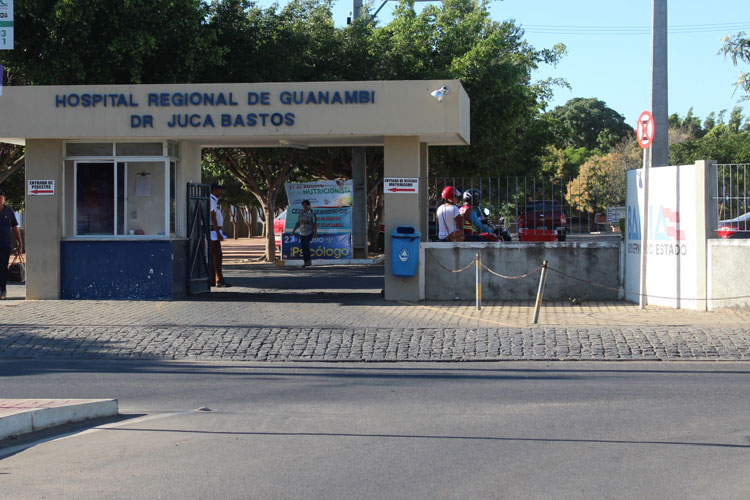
[0,80,470,301]
[0,80,469,147]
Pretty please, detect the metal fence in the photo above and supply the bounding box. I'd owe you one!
[714,163,750,236]
[429,176,627,239]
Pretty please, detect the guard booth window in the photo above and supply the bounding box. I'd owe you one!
[63,142,180,238]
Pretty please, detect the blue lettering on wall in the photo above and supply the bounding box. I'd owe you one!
[130,115,154,128]
[147,92,239,107]
[627,205,641,241]
[218,112,295,127]
[247,92,270,105]
[55,93,139,107]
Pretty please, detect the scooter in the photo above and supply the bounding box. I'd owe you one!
[481,207,512,242]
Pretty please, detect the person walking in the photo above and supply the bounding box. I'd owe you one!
[209,182,231,288]
[0,189,23,300]
[291,200,317,267]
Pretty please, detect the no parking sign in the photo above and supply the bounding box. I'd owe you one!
[636,111,655,149]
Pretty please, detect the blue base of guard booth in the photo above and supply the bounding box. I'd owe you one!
[61,239,188,300]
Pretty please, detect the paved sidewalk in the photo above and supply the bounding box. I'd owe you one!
[2,257,750,362]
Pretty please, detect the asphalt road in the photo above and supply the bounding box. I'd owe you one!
[1,360,749,500]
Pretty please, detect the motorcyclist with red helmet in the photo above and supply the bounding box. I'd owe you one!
[437,186,464,241]
[460,189,498,242]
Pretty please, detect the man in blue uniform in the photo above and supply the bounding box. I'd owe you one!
[0,189,23,299]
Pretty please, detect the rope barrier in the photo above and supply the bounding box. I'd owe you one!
[481,263,542,280]
[546,265,750,302]
[432,258,477,274]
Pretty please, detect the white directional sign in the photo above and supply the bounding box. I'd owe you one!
[0,0,13,50]
[384,177,419,194]
[28,179,55,196]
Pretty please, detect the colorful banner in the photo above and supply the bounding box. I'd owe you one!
[284,180,353,235]
[281,233,352,260]
[284,179,353,209]
[283,180,354,260]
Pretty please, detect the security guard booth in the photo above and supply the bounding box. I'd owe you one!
[0,81,470,300]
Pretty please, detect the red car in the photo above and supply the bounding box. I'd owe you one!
[273,210,286,249]
[718,211,750,239]
[518,200,567,241]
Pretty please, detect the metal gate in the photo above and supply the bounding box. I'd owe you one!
[187,183,211,294]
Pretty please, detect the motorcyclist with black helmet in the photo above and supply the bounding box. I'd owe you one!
[460,189,498,241]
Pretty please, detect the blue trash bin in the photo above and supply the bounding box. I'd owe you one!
[391,226,421,277]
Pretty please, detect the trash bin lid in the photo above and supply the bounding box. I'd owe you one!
[391,225,421,238]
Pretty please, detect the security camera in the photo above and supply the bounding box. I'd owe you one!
[430,85,451,102]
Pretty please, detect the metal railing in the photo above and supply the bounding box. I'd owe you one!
[429,176,627,239]
[714,163,750,236]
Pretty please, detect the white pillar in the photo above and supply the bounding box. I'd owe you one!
[694,160,716,311]
[383,136,423,301]
[25,140,63,299]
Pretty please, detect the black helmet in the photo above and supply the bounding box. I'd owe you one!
[463,188,481,204]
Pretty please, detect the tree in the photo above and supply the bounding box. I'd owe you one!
[566,138,640,214]
[0,146,24,185]
[0,146,25,210]
[0,0,217,85]
[721,32,750,100]
[547,97,633,152]
[539,145,589,180]
[0,0,221,212]
[204,148,299,261]
[670,123,750,165]
[371,0,566,177]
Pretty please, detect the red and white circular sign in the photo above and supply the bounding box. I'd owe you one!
[636,110,655,149]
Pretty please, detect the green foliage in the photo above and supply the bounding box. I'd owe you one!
[370,0,565,177]
[0,145,25,210]
[547,97,633,152]
[1,0,218,85]
[721,31,750,100]
[566,139,640,213]
[670,123,750,165]
[539,145,590,180]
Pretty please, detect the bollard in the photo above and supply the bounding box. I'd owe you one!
[532,260,549,324]
[475,252,482,311]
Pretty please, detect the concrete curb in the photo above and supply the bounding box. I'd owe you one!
[277,255,384,267]
[0,399,119,440]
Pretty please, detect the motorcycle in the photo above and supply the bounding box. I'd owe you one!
[481,207,512,242]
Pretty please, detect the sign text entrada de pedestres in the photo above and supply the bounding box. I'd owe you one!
[54,89,377,129]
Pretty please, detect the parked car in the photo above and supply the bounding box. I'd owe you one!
[518,200,567,241]
[718,211,750,239]
[273,210,286,249]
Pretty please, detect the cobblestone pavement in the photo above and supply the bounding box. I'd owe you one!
[2,262,750,362]
[1,324,749,361]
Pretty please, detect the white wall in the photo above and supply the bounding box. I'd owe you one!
[625,161,713,309]
[708,239,750,310]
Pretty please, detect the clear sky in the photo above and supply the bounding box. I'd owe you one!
[256,0,750,129]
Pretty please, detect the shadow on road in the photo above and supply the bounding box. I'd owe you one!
[100,426,750,450]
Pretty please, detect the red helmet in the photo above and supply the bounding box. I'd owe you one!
[441,186,461,200]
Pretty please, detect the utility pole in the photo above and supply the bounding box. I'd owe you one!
[651,0,668,167]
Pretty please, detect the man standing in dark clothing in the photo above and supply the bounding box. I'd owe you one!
[0,189,23,300]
